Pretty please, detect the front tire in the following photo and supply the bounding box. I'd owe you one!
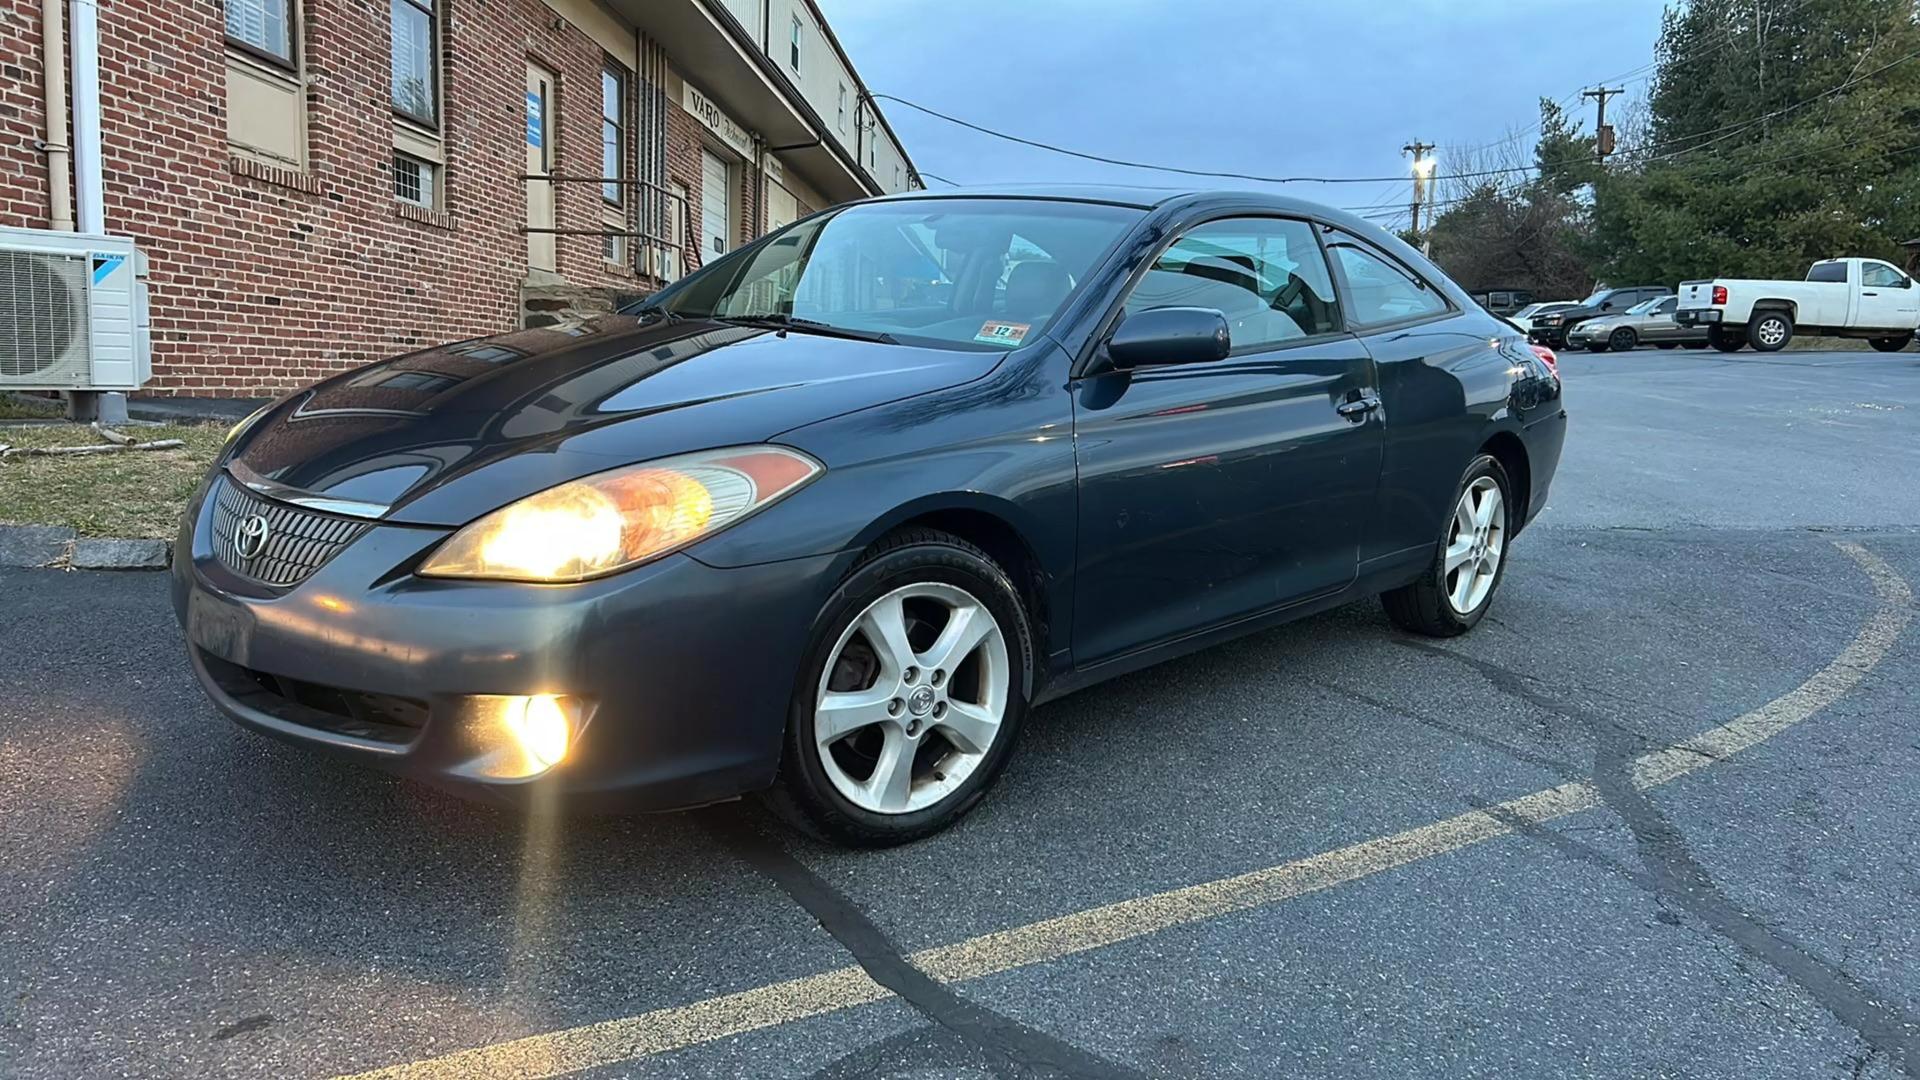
[1869,333,1913,353]
[766,528,1032,846]
[1609,327,1637,352]
[1382,455,1512,638]
[1748,311,1793,352]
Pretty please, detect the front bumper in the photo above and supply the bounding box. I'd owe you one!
[172,476,837,811]
[1528,324,1568,347]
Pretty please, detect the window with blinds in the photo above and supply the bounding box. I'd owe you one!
[226,0,293,67]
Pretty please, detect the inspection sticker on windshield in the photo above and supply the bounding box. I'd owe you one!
[975,320,1031,347]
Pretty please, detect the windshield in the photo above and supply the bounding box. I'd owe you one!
[1625,297,1666,315]
[647,198,1144,350]
[1581,290,1611,306]
[1512,303,1543,320]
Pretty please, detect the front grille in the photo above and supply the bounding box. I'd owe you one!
[210,476,370,587]
[199,650,427,745]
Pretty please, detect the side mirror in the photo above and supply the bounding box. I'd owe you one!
[1106,307,1231,371]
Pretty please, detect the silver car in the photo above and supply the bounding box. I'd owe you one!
[1566,295,1706,351]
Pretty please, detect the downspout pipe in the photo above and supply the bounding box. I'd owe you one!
[69,0,104,234]
[41,0,73,230]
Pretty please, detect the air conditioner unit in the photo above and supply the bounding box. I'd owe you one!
[0,225,151,391]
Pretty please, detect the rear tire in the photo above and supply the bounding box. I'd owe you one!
[1748,311,1793,352]
[1382,455,1513,638]
[765,528,1033,847]
[1869,333,1913,353]
[1609,327,1637,352]
[1709,326,1744,352]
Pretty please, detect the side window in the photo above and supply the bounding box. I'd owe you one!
[1656,297,1676,316]
[1807,262,1848,283]
[1326,234,1449,326]
[1863,262,1904,288]
[1122,217,1340,352]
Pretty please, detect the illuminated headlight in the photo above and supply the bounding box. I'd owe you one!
[510,694,573,768]
[418,445,822,582]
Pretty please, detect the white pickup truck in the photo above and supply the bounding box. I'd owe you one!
[1674,257,1919,353]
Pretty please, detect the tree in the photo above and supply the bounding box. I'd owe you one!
[1418,99,1600,299]
[1593,0,1920,283]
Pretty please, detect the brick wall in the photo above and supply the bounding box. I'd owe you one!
[2,0,698,397]
[0,0,53,227]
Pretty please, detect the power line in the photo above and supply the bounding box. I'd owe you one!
[1352,133,1920,220]
[880,45,1918,192]
[1443,0,1824,158]
[918,171,962,187]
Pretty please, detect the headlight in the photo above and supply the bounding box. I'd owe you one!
[417,445,822,582]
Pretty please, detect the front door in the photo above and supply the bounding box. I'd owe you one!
[700,148,732,268]
[1072,216,1384,664]
[524,62,557,272]
[1858,260,1919,330]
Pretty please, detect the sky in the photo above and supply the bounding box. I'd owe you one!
[815,0,1671,228]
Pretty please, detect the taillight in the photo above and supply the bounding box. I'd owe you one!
[1711,285,1728,306]
[1529,343,1559,377]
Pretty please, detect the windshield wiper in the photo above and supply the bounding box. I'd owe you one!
[633,305,686,325]
[709,313,898,345]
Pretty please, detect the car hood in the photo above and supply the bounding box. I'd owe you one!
[229,315,1000,526]
[1573,314,1625,330]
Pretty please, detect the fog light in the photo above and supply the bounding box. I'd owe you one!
[510,694,572,768]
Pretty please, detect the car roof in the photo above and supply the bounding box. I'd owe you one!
[869,183,1382,221]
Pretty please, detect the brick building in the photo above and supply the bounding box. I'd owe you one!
[0,0,917,397]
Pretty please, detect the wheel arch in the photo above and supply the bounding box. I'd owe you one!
[1750,298,1799,322]
[846,494,1059,666]
[1479,429,1532,535]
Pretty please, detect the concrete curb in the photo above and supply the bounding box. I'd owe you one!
[0,525,171,570]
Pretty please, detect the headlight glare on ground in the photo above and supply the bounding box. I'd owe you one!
[418,445,822,582]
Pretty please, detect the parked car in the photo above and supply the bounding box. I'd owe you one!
[1529,285,1673,348]
[1471,288,1536,316]
[173,187,1566,846]
[1675,257,1920,352]
[1511,301,1579,332]
[1564,295,1709,352]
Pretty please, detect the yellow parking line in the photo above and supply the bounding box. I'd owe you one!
[338,541,1910,1080]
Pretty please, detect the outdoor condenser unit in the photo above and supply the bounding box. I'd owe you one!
[0,225,151,391]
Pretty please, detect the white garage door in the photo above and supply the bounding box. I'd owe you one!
[700,149,731,263]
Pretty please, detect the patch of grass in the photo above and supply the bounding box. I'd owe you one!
[0,393,64,420]
[0,422,226,538]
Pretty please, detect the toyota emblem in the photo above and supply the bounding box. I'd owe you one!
[233,514,271,559]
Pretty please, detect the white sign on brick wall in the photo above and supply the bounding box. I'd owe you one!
[682,83,754,160]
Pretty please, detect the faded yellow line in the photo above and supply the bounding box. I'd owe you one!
[339,541,1910,1080]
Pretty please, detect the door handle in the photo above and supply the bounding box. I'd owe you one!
[1336,394,1381,420]
[1863,291,1879,297]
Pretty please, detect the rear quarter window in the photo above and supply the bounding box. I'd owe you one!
[1807,263,1848,283]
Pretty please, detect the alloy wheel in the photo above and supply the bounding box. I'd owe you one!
[813,582,1010,815]
[1757,318,1789,348]
[1443,477,1505,615]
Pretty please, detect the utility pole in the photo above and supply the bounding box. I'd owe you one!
[1402,139,1436,247]
[1583,86,1623,162]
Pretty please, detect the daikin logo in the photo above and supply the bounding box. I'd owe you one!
[90,252,125,285]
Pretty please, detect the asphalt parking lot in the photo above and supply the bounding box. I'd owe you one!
[4,348,1920,1079]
